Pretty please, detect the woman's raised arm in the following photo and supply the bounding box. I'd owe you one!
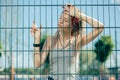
[30,22,51,68]
[63,4,104,47]
[80,14,104,47]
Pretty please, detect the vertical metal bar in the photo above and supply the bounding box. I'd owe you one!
[33,0,35,79]
[22,0,24,79]
[73,0,76,79]
[85,0,88,79]
[49,0,52,76]
[40,0,41,76]
[10,0,12,79]
[56,0,59,79]
[16,0,18,78]
[113,1,118,80]
[91,0,94,78]
[68,0,70,79]
[4,0,7,79]
[10,0,14,80]
[79,0,82,79]
[63,0,65,79]
[45,0,47,76]
[28,0,30,79]
[108,0,112,78]
[62,0,64,80]
[103,0,106,78]
[96,0,101,79]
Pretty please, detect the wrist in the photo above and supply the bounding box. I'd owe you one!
[77,13,86,21]
[34,38,40,44]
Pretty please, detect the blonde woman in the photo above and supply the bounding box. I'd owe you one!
[30,4,104,80]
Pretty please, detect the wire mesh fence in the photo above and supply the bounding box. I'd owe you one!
[0,0,120,80]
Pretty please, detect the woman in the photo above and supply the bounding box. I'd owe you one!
[30,4,104,80]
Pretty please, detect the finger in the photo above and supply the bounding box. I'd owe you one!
[30,29,35,33]
[40,24,42,30]
[30,27,34,32]
[30,29,34,36]
[32,21,38,30]
[38,24,42,32]
[31,26,37,32]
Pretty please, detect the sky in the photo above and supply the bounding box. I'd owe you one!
[0,0,120,68]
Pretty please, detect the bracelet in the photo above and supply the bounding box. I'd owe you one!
[33,43,40,47]
[34,52,40,55]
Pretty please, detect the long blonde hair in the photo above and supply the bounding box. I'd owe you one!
[52,20,85,49]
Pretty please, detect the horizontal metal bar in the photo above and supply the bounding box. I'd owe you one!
[1,49,120,52]
[0,75,46,78]
[0,27,120,29]
[0,4,120,7]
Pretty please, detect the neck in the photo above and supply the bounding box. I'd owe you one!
[59,30,72,40]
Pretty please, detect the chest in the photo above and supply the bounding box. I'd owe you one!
[50,39,76,59]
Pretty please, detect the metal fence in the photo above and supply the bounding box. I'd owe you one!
[0,0,120,80]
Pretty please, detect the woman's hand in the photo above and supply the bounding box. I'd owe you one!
[63,4,85,19]
[30,21,42,40]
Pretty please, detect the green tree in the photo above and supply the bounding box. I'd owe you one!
[94,36,114,63]
[93,36,114,73]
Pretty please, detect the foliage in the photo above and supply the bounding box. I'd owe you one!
[94,36,114,63]
[0,52,1,57]
[0,68,99,75]
[79,69,100,75]
[0,68,44,75]
[0,42,2,49]
[0,42,3,57]
[79,50,96,68]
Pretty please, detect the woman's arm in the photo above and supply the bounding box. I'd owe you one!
[33,36,51,68]
[79,14,104,47]
[63,4,104,48]
[30,22,51,68]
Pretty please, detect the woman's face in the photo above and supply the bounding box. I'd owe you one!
[58,12,72,31]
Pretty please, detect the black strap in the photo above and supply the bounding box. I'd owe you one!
[33,43,40,47]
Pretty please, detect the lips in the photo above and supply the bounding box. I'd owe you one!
[64,9,68,12]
